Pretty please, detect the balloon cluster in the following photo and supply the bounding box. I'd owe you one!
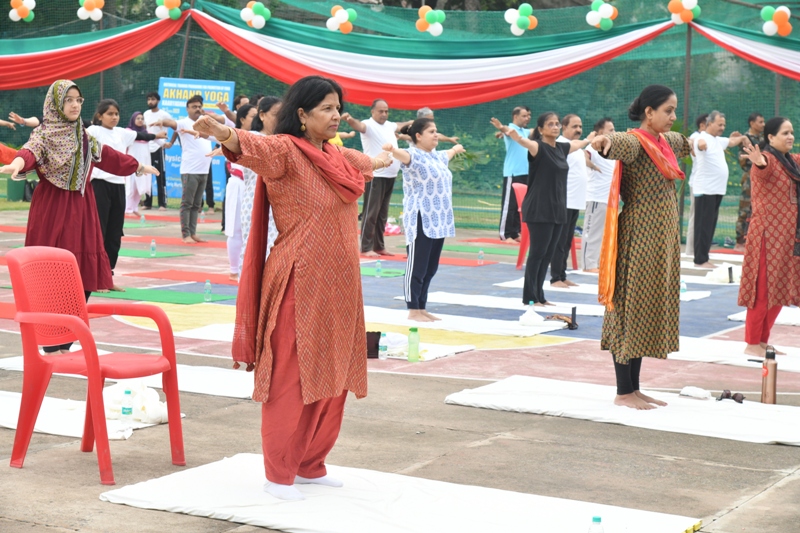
[667,0,700,25]
[240,1,271,29]
[416,6,445,37]
[77,0,104,21]
[8,0,35,22]
[761,6,792,37]
[326,5,357,34]
[155,0,182,21]
[585,0,618,31]
[503,3,538,37]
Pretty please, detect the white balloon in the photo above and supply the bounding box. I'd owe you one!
[251,15,266,29]
[763,20,779,36]
[598,3,614,19]
[22,0,35,10]
[9,8,21,21]
[681,0,697,10]
[155,5,169,19]
[776,6,791,16]
[326,17,339,31]
[90,8,103,21]
[504,8,518,25]
[671,13,684,25]
[510,24,525,36]
[586,11,602,26]
[334,8,349,24]
[77,7,89,20]
[240,7,254,22]
[428,22,443,37]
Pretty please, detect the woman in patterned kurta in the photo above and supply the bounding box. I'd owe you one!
[194,76,392,502]
[738,117,800,356]
[592,85,691,410]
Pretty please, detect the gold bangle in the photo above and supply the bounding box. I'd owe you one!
[218,127,234,144]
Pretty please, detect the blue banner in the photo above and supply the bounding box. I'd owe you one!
[157,77,236,201]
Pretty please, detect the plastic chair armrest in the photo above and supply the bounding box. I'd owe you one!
[14,311,102,372]
[85,303,177,364]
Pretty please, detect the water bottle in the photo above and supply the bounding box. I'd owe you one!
[120,388,133,429]
[140,214,146,226]
[150,239,157,258]
[529,300,535,311]
[204,280,212,302]
[588,516,604,533]
[680,280,687,293]
[378,332,388,360]
[478,248,485,265]
[762,346,777,404]
[199,210,205,223]
[407,327,420,362]
[375,259,382,278]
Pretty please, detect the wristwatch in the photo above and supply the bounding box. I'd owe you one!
[135,165,144,176]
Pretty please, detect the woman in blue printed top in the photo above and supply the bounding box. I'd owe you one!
[383,118,465,322]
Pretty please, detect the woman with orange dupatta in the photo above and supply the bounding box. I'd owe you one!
[591,85,691,411]
[193,76,392,502]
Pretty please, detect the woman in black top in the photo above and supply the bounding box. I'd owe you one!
[492,113,593,305]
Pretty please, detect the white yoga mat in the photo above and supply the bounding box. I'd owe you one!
[669,336,800,373]
[0,391,157,439]
[492,279,710,302]
[364,306,565,337]
[0,357,254,399]
[728,307,800,326]
[682,252,743,263]
[394,292,606,316]
[100,453,701,533]
[445,376,800,446]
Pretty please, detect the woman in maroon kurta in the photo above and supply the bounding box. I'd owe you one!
[0,80,155,352]
[739,117,800,357]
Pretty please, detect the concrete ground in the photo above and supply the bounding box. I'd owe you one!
[1,208,799,533]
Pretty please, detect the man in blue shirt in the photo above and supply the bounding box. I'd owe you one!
[499,106,531,241]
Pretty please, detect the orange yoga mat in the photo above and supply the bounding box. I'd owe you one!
[360,253,496,267]
[0,302,109,320]
[0,225,26,234]
[125,270,238,286]
[122,235,227,249]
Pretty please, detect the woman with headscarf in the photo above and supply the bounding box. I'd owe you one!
[125,111,154,217]
[193,76,392,502]
[739,117,800,357]
[0,80,158,353]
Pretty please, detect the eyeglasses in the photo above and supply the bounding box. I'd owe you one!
[63,97,85,105]
[545,122,562,129]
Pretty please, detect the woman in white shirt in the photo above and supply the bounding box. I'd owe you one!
[225,103,257,281]
[125,112,155,217]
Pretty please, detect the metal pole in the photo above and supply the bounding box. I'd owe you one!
[775,73,781,116]
[178,0,196,79]
[99,17,104,100]
[678,25,692,237]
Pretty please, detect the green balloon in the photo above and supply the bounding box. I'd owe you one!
[516,16,528,29]
[425,10,437,23]
[518,3,532,17]
[591,0,604,11]
[600,17,613,30]
[253,2,266,16]
[156,0,164,6]
[23,10,34,22]
[79,0,84,6]
[263,7,271,20]
[691,6,701,18]
[760,6,775,22]
[436,10,446,23]
[346,8,357,22]
[169,7,181,20]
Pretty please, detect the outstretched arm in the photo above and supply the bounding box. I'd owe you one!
[9,112,39,128]
[382,142,410,165]
[445,144,465,160]
[338,131,357,139]
[568,132,595,154]
[490,117,538,157]
[438,134,460,144]
[394,119,414,132]
[727,131,750,148]
[742,144,767,168]
[340,112,367,134]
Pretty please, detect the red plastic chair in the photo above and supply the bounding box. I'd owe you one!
[511,183,529,270]
[6,246,185,485]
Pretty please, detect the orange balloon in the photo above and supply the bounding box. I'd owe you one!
[415,18,430,32]
[340,21,353,34]
[330,5,343,16]
[773,11,790,25]
[680,9,693,23]
[10,0,23,9]
[667,0,683,14]
[83,0,95,10]
[95,0,105,8]
[247,1,256,7]
[418,5,432,18]
[165,0,179,9]
[16,5,29,17]
[527,15,538,30]
[610,6,618,20]
[247,20,253,27]
[778,22,793,36]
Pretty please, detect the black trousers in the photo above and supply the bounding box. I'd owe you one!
[360,177,395,253]
[92,179,126,272]
[203,170,215,210]
[499,175,527,240]
[693,194,723,265]
[522,222,561,304]
[42,291,91,353]
[404,213,444,309]
[550,209,579,283]
[144,147,167,209]
[614,356,643,395]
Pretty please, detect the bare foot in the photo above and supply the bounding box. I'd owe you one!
[408,309,434,322]
[693,262,716,269]
[96,289,110,293]
[564,280,579,287]
[534,302,547,308]
[362,251,380,258]
[422,310,441,321]
[60,349,72,354]
[543,301,556,306]
[229,273,239,282]
[550,281,570,288]
[191,235,207,243]
[635,390,667,406]
[158,206,167,211]
[614,393,656,410]
[511,236,521,243]
[744,344,766,358]
[583,268,600,273]
[110,285,126,292]
[375,249,395,257]
[182,236,196,244]
[132,210,141,217]
[734,243,746,252]
[207,208,215,214]
[760,342,786,355]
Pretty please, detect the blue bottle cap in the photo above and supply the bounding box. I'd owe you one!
[592,516,601,523]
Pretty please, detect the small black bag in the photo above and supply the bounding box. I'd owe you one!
[366,331,381,359]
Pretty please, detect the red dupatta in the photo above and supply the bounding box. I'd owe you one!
[598,129,685,310]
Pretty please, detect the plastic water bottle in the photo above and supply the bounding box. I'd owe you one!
[478,248,485,265]
[140,214,146,226]
[199,210,205,223]
[378,332,388,360]
[150,239,157,258]
[529,300,535,311]
[204,280,212,302]
[588,516,604,533]
[120,389,133,429]
[375,259,382,278]
[407,327,420,362]
[680,279,687,293]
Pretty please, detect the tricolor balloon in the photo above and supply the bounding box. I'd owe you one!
[8,0,36,23]
[586,0,618,31]
[327,5,357,34]
[416,6,446,37]
[77,0,105,21]
[155,0,183,21]
[668,0,701,25]
[504,3,538,37]
[761,6,792,37]
[240,1,271,29]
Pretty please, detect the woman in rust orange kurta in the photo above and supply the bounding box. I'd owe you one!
[739,117,800,357]
[194,76,392,502]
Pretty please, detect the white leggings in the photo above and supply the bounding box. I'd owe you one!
[225,178,244,274]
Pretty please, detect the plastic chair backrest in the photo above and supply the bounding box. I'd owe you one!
[511,183,527,214]
[6,246,89,347]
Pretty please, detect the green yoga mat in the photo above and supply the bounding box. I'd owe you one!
[91,287,234,304]
[118,249,190,259]
[196,229,225,235]
[123,222,165,229]
[397,244,518,257]
[360,266,405,278]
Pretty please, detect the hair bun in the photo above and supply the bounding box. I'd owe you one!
[627,97,642,122]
